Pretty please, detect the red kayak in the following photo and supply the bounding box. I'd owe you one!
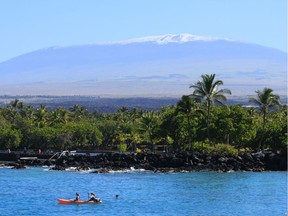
[57,198,102,204]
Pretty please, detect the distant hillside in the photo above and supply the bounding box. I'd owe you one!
[0,95,179,113]
[0,34,286,97]
[1,95,286,113]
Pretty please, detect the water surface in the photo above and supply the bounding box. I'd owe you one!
[0,167,286,216]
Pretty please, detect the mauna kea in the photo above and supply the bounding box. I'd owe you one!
[0,34,286,97]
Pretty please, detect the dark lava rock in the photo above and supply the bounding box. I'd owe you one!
[49,150,287,173]
[12,164,26,169]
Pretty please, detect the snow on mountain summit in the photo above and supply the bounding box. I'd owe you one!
[45,34,232,50]
[0,33,285,96]
[104,34,228,45]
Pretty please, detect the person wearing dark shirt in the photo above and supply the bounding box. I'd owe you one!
[74,193,80,201]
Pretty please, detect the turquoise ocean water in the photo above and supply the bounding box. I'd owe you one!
[0,167,286,216]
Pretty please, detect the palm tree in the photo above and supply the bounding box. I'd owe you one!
[176,95,203,150]
[3,106,19,124]
[34,105,48,128]
[70,104,89,120]
[115,107,130,123]
[249,87,280,150]
[51,107,70,124]
[189,74,231,141]
[9,99,24,110]
[20,105,35,121]
[249,88,280,125]
[139,111,159,152]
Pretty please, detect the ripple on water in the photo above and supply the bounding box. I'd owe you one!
[0,167,286,216]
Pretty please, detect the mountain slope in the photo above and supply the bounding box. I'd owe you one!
[0,34,286,96]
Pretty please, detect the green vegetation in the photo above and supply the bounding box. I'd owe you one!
[0,74,286,155]
[249,88,281,151]
[189,74,232,142]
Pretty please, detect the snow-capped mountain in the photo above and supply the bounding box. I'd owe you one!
[0,34,286,97]
[105,34,225,44]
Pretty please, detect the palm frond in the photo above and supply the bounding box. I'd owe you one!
[249,98,262,106]
[217,88,232,95]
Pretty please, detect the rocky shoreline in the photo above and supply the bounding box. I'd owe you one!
[2,151,287,172]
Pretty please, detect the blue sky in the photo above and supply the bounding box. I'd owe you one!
[0,0,286,62]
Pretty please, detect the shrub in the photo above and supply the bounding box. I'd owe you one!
[213,143,238,156]
[117,143,127,152]
[192,141,213,152]
[192,142,238,156]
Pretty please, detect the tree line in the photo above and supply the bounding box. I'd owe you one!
[0,74,286,154]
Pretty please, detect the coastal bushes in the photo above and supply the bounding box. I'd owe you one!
[0,99,285,154]
[0,126,22,149]
[192,142,238,156]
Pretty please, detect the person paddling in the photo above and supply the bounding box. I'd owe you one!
[88,192,101,202]
[88,192,96,201]
[74,193,80,201]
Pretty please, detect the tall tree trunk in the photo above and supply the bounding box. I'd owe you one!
[258,110,267,151]
[257,126,265,152]
[188,115,192,151]
[263,109,267,125]
[207,101,211,142]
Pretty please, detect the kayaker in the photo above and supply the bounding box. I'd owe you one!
[88,192,96,201]
[88,192,101,202]
[74,193,80,201]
